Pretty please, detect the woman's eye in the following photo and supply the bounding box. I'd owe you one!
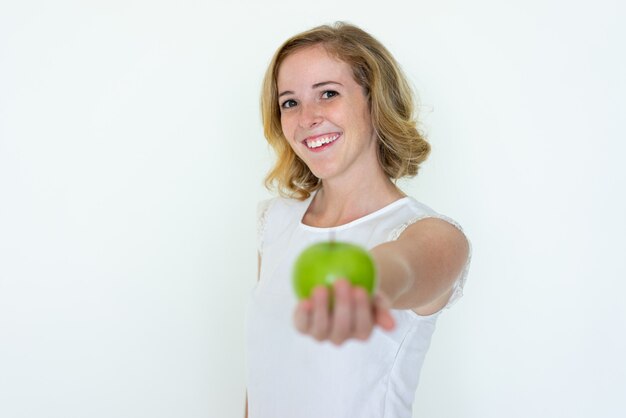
[281,99,297,109]
[321,90,339,99]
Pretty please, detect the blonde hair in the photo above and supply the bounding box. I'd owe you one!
[261,22,430,200]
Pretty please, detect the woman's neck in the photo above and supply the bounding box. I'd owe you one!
[303,174,405,228]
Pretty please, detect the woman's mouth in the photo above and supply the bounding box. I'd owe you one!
[303,133,341,150]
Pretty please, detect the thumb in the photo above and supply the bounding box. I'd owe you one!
[374,293,395,331]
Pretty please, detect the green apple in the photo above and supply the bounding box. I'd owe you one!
[292,241,376,300]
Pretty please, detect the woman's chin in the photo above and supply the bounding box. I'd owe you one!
[308,168,335,182]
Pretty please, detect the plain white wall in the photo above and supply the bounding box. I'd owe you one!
[1,1,624,417]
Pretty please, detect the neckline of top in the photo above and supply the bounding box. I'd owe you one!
[298,192,411,232]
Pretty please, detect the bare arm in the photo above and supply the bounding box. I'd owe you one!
[293,217,469,344]
[371,217,469,315]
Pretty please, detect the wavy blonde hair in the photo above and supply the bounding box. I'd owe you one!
[261,22,430,200]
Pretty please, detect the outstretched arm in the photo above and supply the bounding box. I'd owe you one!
[372,217,469,315]
[293,217,469,344]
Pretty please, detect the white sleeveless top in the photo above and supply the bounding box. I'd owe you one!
[245,194,471,418]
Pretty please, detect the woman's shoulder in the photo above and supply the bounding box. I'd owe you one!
[256,194,312,245]
[257,194,310,219]
[402,196,438,217]
[390,196,467,240]
[394,196,472,310]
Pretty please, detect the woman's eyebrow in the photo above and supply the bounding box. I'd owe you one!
[278,81,344,98]
[312,81,343,89]
[278,90,293,98]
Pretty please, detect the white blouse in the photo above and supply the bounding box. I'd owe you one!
[246,194,471,418]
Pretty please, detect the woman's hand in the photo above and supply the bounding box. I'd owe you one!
[293,279,395,346]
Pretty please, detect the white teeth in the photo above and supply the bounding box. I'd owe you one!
[306,134,339,149]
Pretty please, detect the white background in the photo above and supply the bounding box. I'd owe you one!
[1,1,624,417]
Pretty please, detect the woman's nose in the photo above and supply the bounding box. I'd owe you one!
[298,102,323,128]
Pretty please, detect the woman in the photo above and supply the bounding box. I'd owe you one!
[246,22,471,418]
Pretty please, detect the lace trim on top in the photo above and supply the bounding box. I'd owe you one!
[388,214,472,309]
[257,199,273,256]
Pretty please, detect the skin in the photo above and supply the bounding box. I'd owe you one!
[273,45,470,346]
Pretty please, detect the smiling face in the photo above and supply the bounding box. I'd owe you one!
[276,45,378,183]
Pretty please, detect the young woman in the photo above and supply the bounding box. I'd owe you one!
[246,22,471,418]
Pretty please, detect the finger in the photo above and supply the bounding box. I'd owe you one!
[294,299,313,334]
[374,294,395,331]
[329,279,354,345]
[353,286,374,340]
[310,286,330,341]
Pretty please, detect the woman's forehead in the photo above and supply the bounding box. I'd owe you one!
[277,46,354,90]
